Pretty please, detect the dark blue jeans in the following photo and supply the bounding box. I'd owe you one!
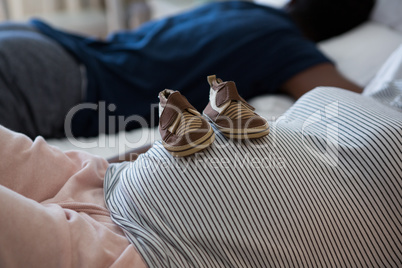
[0,22,82,138]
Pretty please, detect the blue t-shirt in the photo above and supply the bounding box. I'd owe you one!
[31,1,330,137]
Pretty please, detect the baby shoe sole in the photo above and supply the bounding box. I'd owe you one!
[203,113,269,140]
[162,126,215,157]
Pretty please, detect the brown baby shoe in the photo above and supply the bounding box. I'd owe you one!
[159,89,215,157]
[203,75,269,139]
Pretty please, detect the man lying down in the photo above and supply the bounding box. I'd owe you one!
[1,76,401,267]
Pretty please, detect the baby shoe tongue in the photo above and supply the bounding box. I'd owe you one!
[159,89,175,116]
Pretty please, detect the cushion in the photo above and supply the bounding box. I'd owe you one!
[370,0,402,34]
[318,21,402,87]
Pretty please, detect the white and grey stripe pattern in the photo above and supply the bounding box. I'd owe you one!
[371,80,402,111]
[105,86,402,267]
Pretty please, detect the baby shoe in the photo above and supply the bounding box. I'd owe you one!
[159,89,215,157]
[203,75,269,139]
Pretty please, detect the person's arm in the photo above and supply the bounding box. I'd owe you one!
[107,144,152,163]
[281,63,363,99]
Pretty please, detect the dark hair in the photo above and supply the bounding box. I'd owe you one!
[286,0,376,42]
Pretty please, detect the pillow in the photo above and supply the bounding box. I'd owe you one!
[370,0,402,34]
[254,0,289,8]
[318,21,402,87]
[364,44,402,95]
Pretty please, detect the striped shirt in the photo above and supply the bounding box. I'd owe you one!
[104,86,402,267]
